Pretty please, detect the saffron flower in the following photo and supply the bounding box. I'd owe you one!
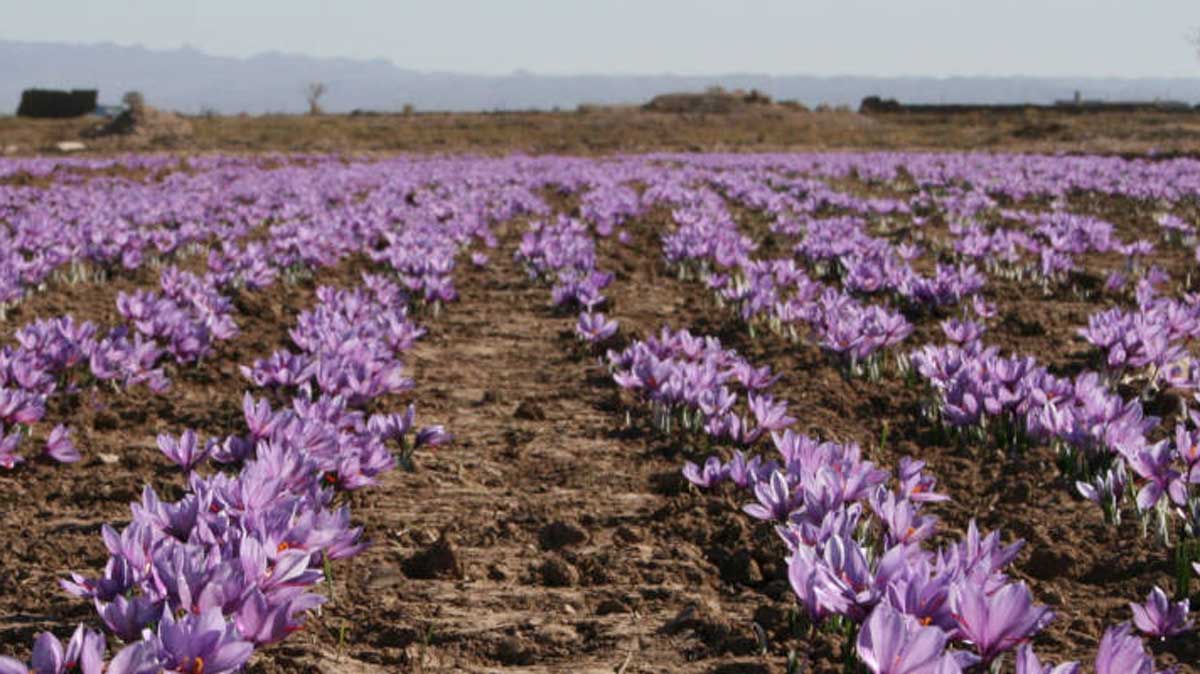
[576,311,618,343]
[155,608,253,674]
[856,603,962,674]
[1129,586,1192,639]
[156,429,212,474]
[1014,645,1080,674]
[44,424,81,463]
[949,581,1052,664]
[1093,623,1173,674]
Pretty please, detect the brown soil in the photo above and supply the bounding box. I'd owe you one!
[5,107,1200,156]
[0,167,1196,673]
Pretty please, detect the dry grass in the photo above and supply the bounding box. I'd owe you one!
[3,106,1200,156]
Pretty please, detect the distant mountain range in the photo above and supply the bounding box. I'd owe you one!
[3,39,1199,115]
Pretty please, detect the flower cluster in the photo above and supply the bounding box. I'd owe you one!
[610,327,789,446]
[516,214,620,345]
[243,275,423,406]
[48,271,447,671]
[1078,293,1200,392]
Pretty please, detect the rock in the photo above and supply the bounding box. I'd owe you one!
[402,534,464,580]
[54,141,86,153]
[539,520,589,550]
[513,400,545,421]
[539,554,580,587]
[97,453,120,465]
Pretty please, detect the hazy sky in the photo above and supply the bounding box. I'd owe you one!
[2,0,1198,78]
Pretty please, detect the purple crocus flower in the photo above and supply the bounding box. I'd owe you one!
[242,392,276,441]
[724,450,767,488]
[156,608,253,674]
[0,387,45,425]
[1122,440,1186,510]
[1014,644,1080,674]
[871,490,937,546]
[576,312,618,343]
[856,603,961,674]
[682,455,728,488]
[743,470,798,521]
[1130,586,1192,639]
[1094,623,1175,674]
[414,425,452,449]
[950,581,1052,664]
[156,429,212,473]
[104,641,162,674]
[235,588,323,645]
[0,427,23,469]
[44,424,81,463]
[971,296,997,319]
[1076,459,1128,522]
[897,457,949,503]
[0,625,107,674]
[96,594,160,642]
[748,393,797,432]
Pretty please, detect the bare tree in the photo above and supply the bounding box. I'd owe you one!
[305,82,328,115]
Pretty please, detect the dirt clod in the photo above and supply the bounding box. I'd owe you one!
[1026,548,1075,581]
[719,549,764,586]
[539,520,589,550]
[514,400,546,421]
[495,636,535,666]
[402,534,464,580]
[595,597,629,615]
[540,554,581,587]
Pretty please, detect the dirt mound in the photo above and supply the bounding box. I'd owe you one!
[644,87,773,114]
[82,103,193,147]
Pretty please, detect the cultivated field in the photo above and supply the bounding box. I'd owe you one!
[5,106,1200,155]
[0,145,1198,673]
